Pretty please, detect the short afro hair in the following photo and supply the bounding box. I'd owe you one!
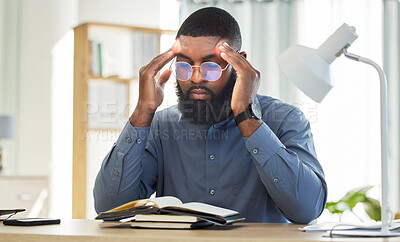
[176,7,242,50]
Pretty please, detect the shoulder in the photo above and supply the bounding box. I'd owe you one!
[256,95,302,118]
[256,94,309,133]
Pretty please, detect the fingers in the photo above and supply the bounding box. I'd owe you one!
[171,39,180,54]
[219,42,260,114]
[219,42,260,80]
[157,69,172,88]
[219,42,254,70]
[144,40,179,76]
[140,50,175,79]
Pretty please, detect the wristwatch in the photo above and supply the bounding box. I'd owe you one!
[234,103,262,125]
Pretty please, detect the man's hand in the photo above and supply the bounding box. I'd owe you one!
[129,48,176,127]
[219,42,262,137]
[218,42,260,116]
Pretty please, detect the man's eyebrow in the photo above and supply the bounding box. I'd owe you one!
[175,53,217,61]
[176,53,191,60]
[202,54,216,60]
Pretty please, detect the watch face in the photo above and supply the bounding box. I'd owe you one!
[250,103,262,119]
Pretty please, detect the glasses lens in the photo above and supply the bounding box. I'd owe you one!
[175,62,193,81]
[201,62,222,81]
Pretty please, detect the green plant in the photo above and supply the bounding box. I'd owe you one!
[325,186,381,222]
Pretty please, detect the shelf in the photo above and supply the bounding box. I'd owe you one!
[73,22,175,219]
[75,22,176,35]
[88,75,138,83]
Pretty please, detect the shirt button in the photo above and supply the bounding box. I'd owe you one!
[136,138,142,144]
[209,189,215,195]
[114,171,119,177]
[126,137,132,143]
[252,148,259,154]
[209,154,215,160]
[273,178,278,183]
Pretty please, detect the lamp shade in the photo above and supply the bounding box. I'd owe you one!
[277,23,358,103]
[0,116,15,139]
[277,45,333,103]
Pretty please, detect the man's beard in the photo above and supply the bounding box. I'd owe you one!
[176,72,236,125]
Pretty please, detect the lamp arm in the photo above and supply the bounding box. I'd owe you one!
[343,49,390,234]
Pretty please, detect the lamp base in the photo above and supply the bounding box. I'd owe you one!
[329,230,400,237]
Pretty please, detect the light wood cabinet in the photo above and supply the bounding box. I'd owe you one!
[0,176,48,218]
[73,23,175,218]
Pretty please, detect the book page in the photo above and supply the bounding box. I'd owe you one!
[105,196,182,213]
[149,196,183,208]
[106,199,150,213]
[171,202,238,217]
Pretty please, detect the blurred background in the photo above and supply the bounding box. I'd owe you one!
[0,0,399,223]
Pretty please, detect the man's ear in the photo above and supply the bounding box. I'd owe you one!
[239,51,247,59]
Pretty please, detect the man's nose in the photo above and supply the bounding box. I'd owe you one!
[190,67,204,84]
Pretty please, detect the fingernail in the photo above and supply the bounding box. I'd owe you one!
[223,42,230,47]
[220,52,227,57]
[219,45,225,50]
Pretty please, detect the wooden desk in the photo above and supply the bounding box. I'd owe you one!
[1,219,399,242]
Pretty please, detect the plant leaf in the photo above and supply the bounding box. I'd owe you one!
[325,201,345,214]
[324,186,381,221]
[363,197,381,221]
[340,186,373,210]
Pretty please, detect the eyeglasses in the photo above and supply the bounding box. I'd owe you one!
[170,57,230,81]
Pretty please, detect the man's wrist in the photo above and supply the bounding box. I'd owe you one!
[129,105,155,127]
[234,103,262,125]
[232,102,250,117]
[237,118,263,138]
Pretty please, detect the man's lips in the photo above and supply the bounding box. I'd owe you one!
[189,89,210,99]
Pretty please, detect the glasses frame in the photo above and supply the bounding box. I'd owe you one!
[170,57,230,82]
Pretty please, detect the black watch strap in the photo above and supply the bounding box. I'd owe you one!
[235,109,254,125]
[234,103,261,125]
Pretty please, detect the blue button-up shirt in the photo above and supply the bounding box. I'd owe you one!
[94,95,327,224]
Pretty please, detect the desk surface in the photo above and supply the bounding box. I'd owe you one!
[1,219,400,242]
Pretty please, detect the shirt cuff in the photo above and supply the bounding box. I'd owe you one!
[116,121,150,155]
[245,123,285,167]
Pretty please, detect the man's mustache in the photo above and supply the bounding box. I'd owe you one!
[186,86,214,96]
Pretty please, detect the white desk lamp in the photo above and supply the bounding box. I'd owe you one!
[277,23,398,237]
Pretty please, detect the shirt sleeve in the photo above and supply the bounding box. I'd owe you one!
[244,107,327,224]
[93,121,158,213]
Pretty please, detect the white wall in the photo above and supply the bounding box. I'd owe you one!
[0,0,19,116]
[50,0,162,218]
[16,0,160,176]
[78,0,160,27]
[0,0,20,174]
[17,0,78,175]
[0,0,5,112]
[4,0,166,217]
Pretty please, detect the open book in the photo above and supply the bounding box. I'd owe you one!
[95,196,245,225]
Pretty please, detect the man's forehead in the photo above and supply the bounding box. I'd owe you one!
[177,36,225,51]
